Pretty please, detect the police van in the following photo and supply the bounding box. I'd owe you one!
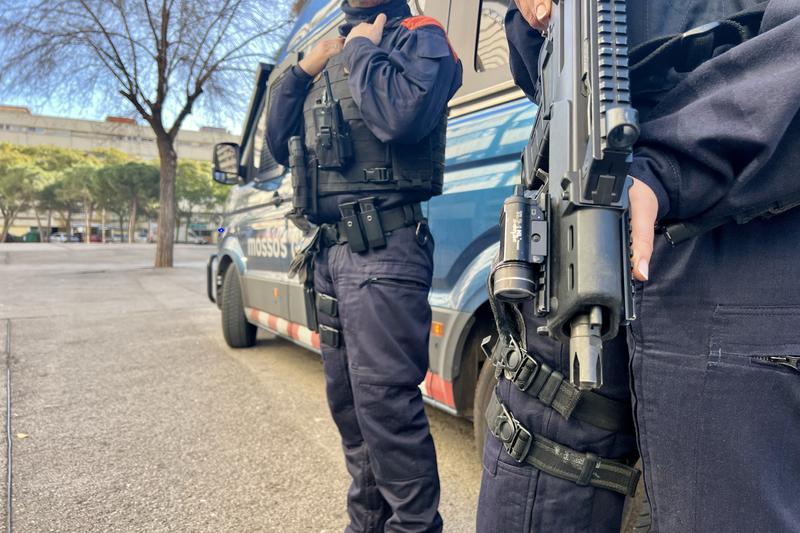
[207,0,535,453]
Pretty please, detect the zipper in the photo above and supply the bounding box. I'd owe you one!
[751,355,800,373]
[359,276,428,290]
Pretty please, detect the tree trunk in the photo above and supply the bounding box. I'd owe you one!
[128,198,138,244]
[47,210,52,241]
[1,211,12,243]
[85,201,93,245]
[101,209,106,244]
[175,215,181,242]
[155,134,177,267]
[186,211,193,243]
[118,213,125,243]
[66,212,72,236]
[33,206,46,243]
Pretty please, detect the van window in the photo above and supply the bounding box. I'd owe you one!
[475,0,510,73]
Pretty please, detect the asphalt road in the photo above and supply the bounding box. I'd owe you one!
[0,243,481,532]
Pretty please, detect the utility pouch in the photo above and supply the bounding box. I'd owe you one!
[339,202,367,253]
[313,71,353,170]
[358,197,387,250]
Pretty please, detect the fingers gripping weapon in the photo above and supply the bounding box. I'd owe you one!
[492,0,638,390]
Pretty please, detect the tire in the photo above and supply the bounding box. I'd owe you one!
[221,266,257,348]
[473,354,498,461]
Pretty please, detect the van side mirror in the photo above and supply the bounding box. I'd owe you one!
[213,143,241,185]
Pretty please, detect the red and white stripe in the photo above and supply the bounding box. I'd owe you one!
[245,307,321,350]
[244,307,455,409]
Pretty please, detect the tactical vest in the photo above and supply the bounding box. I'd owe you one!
[295,52,446,217]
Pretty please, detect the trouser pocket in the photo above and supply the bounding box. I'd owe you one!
[693,305,800,532]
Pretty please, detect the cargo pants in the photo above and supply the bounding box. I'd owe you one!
[314,224,443,533]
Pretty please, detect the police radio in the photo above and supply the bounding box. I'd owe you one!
[313,70,353,169]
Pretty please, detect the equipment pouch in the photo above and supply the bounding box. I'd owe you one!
[358,197,386,250]
[313,71,353,170]
[339,202,367,253]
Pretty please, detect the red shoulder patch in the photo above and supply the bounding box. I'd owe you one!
[401,15,445,32]
[401,16,459,62]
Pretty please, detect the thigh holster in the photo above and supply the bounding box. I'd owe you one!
[485,392,640,497]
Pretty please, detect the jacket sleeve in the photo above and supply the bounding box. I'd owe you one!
[505,0,545,102]
[266,65,314,167]
[341,25,463,144]
[629,0,800,222]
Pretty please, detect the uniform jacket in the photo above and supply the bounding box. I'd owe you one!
[267,0,463,173]
[505,0,800,226]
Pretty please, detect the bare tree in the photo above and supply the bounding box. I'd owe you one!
[0,0,292,266]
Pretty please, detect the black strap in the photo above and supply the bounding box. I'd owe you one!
[318,324,341,348]
[662,192,800,245]
[316,293,338,318]
[484,335,634,433]
[320,202,425,248]
[485,393,640,497]
[630,3,767,77]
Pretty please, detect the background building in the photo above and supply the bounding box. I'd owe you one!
[1,105,238,242]
[0,105,237,161]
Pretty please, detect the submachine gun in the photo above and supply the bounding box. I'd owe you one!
[491,0,639,391]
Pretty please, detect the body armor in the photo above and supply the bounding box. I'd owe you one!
[292,53,446,220]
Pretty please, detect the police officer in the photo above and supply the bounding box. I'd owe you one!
[266,1,462,531]
[478,0,800,531]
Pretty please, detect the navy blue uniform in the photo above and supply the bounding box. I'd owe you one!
[267,2,462,532]
[478,1,800,531]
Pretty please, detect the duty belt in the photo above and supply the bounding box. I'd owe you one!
[483,335,634,434]
[486,392,640,497]
[320,198,427,253]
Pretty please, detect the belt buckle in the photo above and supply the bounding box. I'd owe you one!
[415,220,430,246]
[498,403,533,463]
[505,338,540,392]
[677,20,722,72]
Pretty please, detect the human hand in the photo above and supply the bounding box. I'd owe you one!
[628,177,659,281]
[298,37,345,77]
[345,13,387,47]
[515,0,552,32]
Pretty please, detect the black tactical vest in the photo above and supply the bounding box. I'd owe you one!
[300,53,446,206]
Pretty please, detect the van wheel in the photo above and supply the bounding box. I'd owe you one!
[221,267,257,348]
[473,355,497,460]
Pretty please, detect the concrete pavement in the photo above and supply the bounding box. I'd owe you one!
[0,243,480,532]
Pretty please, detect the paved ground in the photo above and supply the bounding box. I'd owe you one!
[0,243,481,532]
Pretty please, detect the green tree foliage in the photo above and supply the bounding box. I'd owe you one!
[0,144,39,242]
[175,160,228,241]
[95,162,160,243]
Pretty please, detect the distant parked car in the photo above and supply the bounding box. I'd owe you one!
[187,233,209,245]
[49,232,79,243]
